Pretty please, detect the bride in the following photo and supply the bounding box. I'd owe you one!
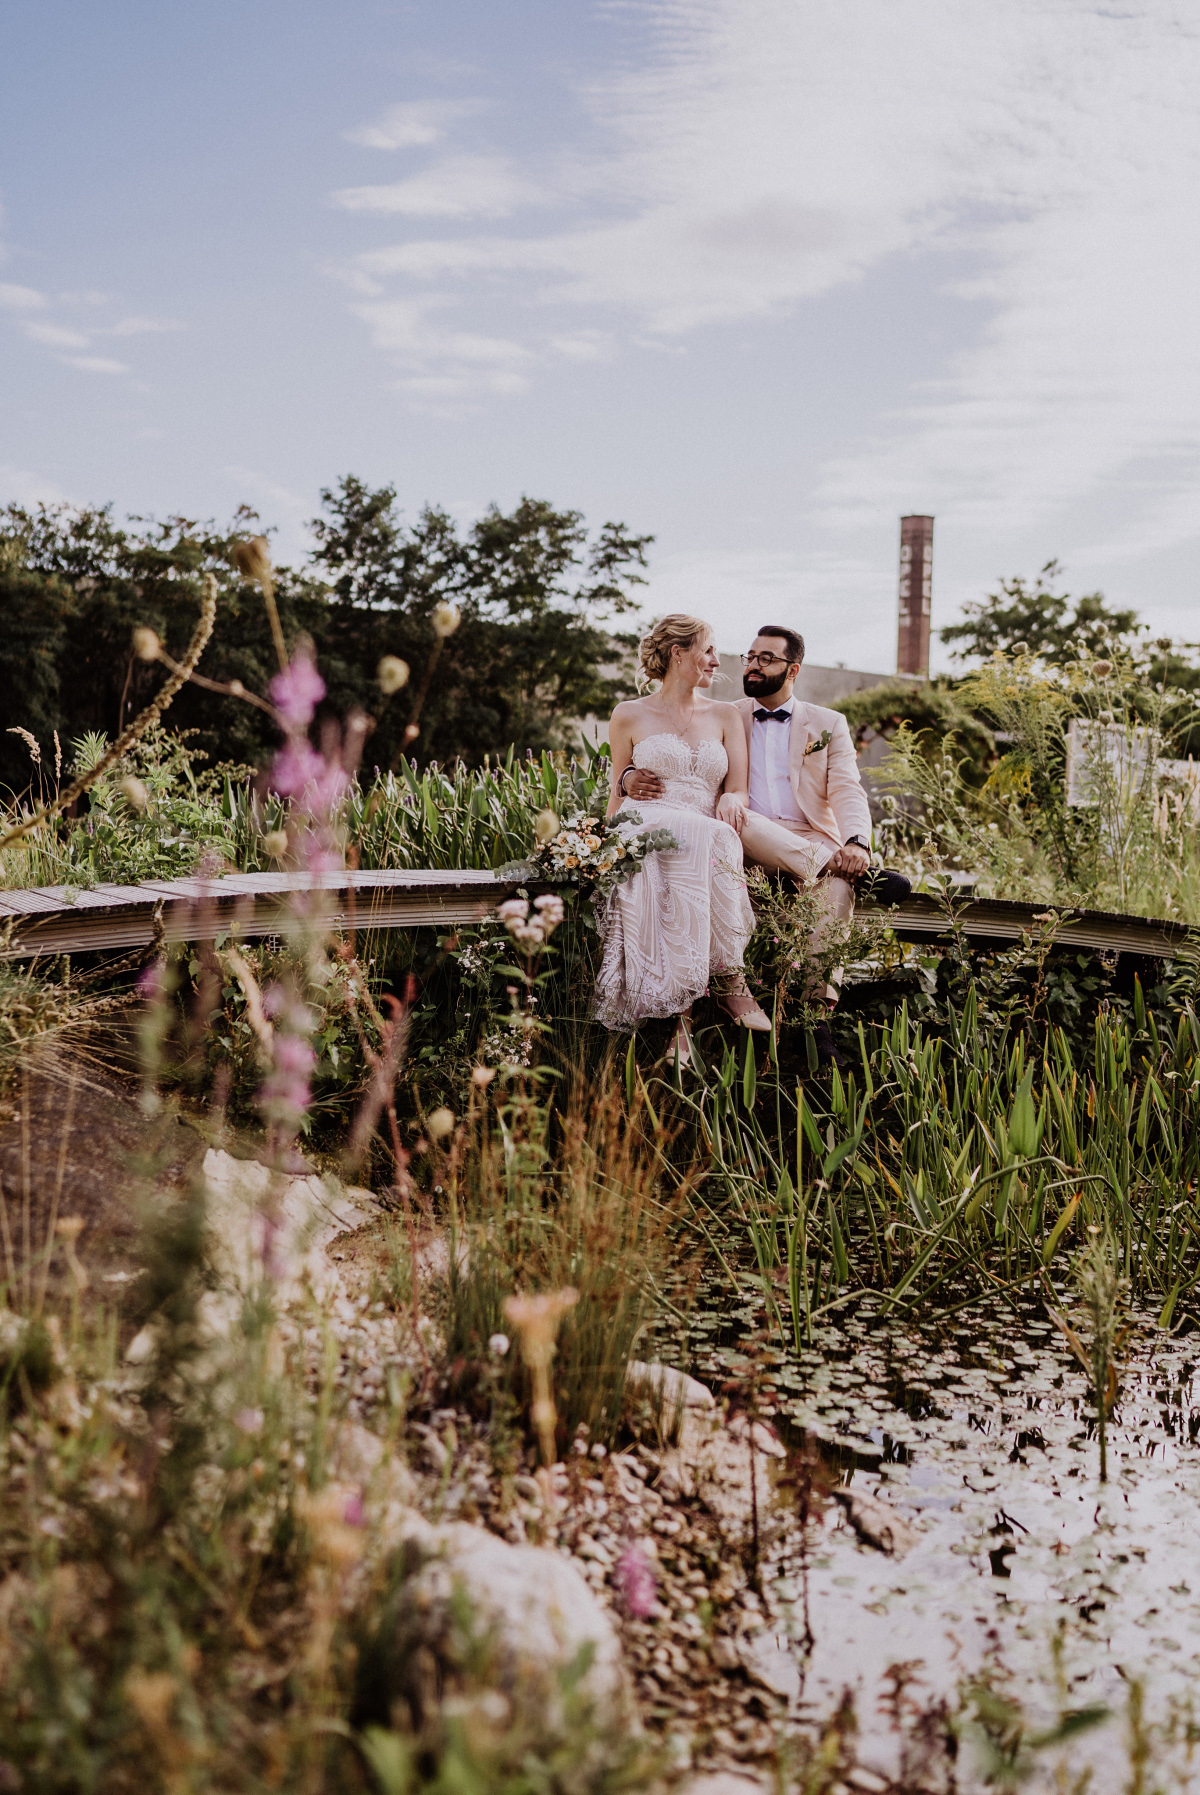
[594,613,771,1060]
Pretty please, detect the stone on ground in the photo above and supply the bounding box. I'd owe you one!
[359,1522,632,1747]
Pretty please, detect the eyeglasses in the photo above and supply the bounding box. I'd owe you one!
[741,652,791,669]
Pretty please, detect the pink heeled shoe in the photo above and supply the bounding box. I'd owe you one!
[716,985,772,1031]
[661,1014,696,1069]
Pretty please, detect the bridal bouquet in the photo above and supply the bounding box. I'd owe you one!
[528,808,677,900]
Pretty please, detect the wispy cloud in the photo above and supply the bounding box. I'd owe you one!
[0,282,45,313]
[24,321,91,351]
[351,296,531,406]
[61,354,129,375]
[334,154,539,220]
[105,315,181,337]
[1,282,176,375]
[345,99,485,151]
[332,3,1200,568]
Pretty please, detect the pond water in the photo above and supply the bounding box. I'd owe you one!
[686,1291,1200,1785]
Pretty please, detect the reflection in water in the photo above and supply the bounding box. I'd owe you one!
[678,1286,1200,1785]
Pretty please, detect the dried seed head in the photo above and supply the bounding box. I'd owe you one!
[124,1668,179,1737]
[472,1064,496,1086]
[432,599,461,638]
[1091,660,1114,680]
[132,626,161,662]
[377,654,410,695]
[426,1106,455,1140]
[231,535,273,585]
[6,727,41,766]
[118,775,149,812]
[263,829,289,859]
[533,808,559,845]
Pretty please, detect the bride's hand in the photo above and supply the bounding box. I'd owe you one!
[717,793,747,832]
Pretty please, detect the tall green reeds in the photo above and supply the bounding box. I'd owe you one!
[673,974,1200,1341]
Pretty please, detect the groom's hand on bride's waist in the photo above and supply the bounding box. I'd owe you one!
[621,767,665,801]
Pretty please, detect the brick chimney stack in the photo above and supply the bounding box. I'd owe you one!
[897,514,933,677]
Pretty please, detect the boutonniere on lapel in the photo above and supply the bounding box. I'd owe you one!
[804,728,832,757]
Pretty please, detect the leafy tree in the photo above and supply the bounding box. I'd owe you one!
[311,480,649,770]
[939,561,1142,665]
[0,481,651,798]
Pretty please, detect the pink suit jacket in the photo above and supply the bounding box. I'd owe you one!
[736,697,872,854]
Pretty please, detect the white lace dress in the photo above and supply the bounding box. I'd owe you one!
[594,733,755,1031]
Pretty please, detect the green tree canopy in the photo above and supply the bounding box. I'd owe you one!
[0,480,651,797]
[939,561,1141,664]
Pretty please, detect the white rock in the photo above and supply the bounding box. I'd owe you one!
[200,1148,377,1308]
[678,1776,772,1795]
[741,1631,803,1702]
[726,1413,787,1459]
[625,1362,715,1443]
[124,1323,158,1365]
[369,1523,633,1743]
[833,1487,919,1557]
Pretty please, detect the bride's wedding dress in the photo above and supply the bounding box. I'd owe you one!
[594,733,755,1031]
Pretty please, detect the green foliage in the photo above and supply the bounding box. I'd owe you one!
[675,921,1200,1340]
[834,677,995,787]
[0,484,649,798]
[939,559,1142,664]
[438,1068,682,1450]
[874,647,1200,919]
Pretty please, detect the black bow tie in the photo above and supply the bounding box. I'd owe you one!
[753,707,791,723]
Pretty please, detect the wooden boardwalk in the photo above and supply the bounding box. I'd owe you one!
[0,869,519,957]
[0,868,1193,962]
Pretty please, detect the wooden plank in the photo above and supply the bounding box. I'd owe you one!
[1,868,1193,962]
[862,891,1193,959]
[0,868,525,958]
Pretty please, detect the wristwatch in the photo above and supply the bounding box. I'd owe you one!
[843,835,869,850]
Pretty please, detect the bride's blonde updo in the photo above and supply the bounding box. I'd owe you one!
[637,613,713,689]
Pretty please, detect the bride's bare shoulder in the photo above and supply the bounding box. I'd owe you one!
[611,696,654,722]
[706,698,746,721]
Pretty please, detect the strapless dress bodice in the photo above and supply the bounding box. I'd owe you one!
[631,733,728,816]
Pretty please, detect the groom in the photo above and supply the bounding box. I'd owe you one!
[736,625,871,1016]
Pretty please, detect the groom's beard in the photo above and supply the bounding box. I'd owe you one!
[742,668,788,700]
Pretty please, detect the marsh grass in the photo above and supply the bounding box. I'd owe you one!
[435,1064,693,1450]
[676,936,1200,1345]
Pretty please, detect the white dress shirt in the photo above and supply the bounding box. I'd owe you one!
[748,696,806,824]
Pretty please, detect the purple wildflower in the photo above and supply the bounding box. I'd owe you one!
[137,961,165,998]
[614,1542,657,1617]
[270,741,325,800]
[342,1490,365,1527]
[259,1030,316,1133]
[270,650,326,728]
[269,742,350,822]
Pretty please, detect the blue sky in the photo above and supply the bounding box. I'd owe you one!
[3,0,1199,671]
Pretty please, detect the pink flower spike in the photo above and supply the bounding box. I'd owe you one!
[270,650,326,728]
[270,742,325,800]
[614,1542,657,1617]
[342,1491,365,1527]
[137,961,164,998]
